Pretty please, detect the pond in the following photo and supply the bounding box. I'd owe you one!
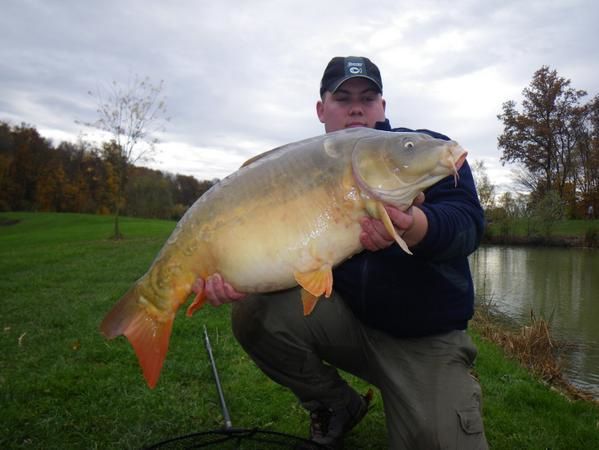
[470,245,599,398]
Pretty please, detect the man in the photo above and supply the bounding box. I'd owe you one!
[194,56,488,449]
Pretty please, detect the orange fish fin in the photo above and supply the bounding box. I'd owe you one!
[301,289,319,316]
[100,287,173,389]
[186,283,206,317]
[376,202,412,255]
[294,264,333,299]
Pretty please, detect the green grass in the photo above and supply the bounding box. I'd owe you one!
[471,334,599,448]
[1,212,598,449]
[550,218,599,237]
[487,217,599,238]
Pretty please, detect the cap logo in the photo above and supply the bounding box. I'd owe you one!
[347,61,364,75]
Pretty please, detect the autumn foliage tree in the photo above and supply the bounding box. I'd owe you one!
[1,124,53,210]
[577,95,599,214]
[498,66,598,217]
[0,121,215,220]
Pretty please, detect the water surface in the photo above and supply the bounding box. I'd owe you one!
[470,246,599,397]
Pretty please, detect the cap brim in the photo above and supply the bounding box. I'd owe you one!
[330,75,382,93]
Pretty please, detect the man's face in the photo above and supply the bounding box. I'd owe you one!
[316,78,386,133]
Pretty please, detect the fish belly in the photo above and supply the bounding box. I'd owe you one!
[201,179,364,292]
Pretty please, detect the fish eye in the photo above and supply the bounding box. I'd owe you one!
[404,141,414,149]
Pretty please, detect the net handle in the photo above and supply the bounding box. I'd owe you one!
[203,325,233,429]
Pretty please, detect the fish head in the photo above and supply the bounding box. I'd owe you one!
[351,131,468,207]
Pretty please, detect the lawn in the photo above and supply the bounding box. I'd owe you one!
[1,212,598,449]
[486,217,599,239]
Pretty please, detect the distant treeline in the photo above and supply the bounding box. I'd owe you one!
[0,121,216,220]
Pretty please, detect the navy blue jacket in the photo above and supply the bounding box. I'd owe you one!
[333,120,485,337]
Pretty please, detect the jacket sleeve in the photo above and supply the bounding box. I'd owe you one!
[412,159,485,260]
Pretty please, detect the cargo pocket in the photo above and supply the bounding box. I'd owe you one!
[458,407,483,434]
[456,407,487,449]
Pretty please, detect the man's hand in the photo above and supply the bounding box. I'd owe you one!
[191,273,246,307]
[359,193,427,252]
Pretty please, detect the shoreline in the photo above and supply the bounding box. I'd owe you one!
[471,302,599,404]
[482,234,597,249]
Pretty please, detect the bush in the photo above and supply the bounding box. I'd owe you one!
[532,191,564,238]
[585,226,599,248]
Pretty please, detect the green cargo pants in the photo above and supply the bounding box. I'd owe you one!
[231,288,488,450]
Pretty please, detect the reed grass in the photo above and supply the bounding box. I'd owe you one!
[472,305,596,403]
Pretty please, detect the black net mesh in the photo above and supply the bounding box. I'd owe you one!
[144,427,325,449]
[145,327,326,449]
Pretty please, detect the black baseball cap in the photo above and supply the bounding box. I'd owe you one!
[320,56,383,96]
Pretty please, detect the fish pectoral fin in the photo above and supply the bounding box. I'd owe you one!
[100,287,173,389]
[186,282,206,317]
[301,289,320,316]
[376,202,413,255]
[294,265,333,315]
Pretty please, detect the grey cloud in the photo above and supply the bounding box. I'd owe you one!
[1,0,598,182]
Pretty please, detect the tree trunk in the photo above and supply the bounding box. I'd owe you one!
[112,207,124,240]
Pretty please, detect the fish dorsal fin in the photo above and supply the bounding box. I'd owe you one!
[376,202,413,255]
[240,145,285,168]
[241,150,272,168]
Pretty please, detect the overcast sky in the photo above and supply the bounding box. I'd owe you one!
[2,0,598,191]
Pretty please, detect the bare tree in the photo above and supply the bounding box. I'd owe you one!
[80,75,168,238]
[471,160,496,212]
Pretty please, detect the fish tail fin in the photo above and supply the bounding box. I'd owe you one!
[100,287,173,389]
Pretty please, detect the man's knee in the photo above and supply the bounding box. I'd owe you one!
[231,289,303,348]
[231,295,267,347]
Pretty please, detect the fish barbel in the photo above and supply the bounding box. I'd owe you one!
[101,127,467,388]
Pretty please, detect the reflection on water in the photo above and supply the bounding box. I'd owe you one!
[470,246,599,397]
